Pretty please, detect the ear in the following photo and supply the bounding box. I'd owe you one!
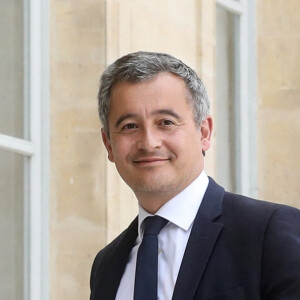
[101,128,115,162]
[200,115,213,152]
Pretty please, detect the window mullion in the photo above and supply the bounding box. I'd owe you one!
[216,0,244,15]
[233,0,256,197]
[0,134,35,156]
[26,0,48,299]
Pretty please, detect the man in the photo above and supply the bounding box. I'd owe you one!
[90,51,300,300]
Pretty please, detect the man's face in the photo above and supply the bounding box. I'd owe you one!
[102,72,212,208]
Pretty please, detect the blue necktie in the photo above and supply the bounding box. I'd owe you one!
[134,216,168,300]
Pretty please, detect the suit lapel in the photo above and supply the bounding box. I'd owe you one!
[93,218,138,300]
[172,178,224,300]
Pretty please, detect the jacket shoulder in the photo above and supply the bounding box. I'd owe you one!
[90,217,138,294]
[222,191,297,224]
[90,230,126,289]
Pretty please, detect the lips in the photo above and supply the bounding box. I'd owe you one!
[133,157,169,164]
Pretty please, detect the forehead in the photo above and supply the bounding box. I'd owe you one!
[109,73,190,114]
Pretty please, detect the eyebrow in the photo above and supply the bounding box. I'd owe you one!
[151,109,181,120]
[115,113,138,128]
[114,109,182,128]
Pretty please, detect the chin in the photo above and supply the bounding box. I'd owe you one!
[131,177,180,195]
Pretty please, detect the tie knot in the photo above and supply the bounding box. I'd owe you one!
[143,216,168,235]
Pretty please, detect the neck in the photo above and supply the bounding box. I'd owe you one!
[135,168,204,214]
[135,190,179,214]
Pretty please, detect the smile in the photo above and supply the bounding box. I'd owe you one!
[133,157,169,166]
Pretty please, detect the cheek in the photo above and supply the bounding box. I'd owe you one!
[170,132,202,158]
[163,133,187,155]
[111,137,135,161]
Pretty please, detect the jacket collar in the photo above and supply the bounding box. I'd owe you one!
[172,177,224,300]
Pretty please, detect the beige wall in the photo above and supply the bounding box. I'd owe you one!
[50,1,106,299]
[257,1,300,208]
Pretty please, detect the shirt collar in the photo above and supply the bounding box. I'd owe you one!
[138,171,209,239]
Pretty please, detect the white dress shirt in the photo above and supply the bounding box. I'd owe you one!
[115,171,209,300]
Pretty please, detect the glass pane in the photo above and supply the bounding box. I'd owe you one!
[0,1,24,138]
[0,149,24,299]
[216,6,238,192]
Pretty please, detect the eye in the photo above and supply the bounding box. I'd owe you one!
[122,123,138,130]
[160,119,175,126]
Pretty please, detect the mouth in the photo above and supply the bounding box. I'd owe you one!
[133,157,169,166]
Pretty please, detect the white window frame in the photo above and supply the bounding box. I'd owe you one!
[0,0,49,299]
[216,0,257,197]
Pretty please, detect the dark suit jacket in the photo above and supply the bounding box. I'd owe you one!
[90,178,300,300]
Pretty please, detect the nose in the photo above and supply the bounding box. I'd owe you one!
[136,127,162,151]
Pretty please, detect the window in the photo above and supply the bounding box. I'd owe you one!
[0,1,49,299]
[215,0,257,197]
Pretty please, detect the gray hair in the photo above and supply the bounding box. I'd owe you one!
[98,51,209,134]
